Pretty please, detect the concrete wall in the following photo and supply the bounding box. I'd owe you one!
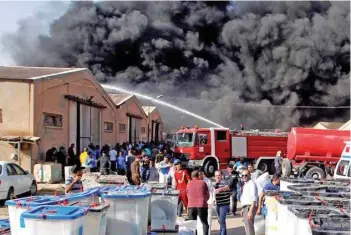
[0,80,32,136]
[116,97,147,143]
[32,71,118,163]
[0,142,33,172]
[0,70,118,171]
[0,80,33,171]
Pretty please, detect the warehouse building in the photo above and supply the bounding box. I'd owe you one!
[0,66,119,171]
[142,106,163,142]
[313,122,345,130]
[339,120,351,130]
[109,94,148,144]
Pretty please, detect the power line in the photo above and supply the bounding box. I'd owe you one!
[160,95,350,109]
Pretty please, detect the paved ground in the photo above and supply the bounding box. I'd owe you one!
[211,214,246,235]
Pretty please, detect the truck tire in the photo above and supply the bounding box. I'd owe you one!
[305,167,326,179]
[282,159,292,178]
[258,161,269,172]
[204,159,217,178]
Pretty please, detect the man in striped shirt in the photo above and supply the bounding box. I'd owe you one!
[214,170,230,235]
[65,165,85,194]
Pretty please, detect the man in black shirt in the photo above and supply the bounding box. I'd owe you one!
[214,170,230,235]
[68,143,77,166]
[224,164,239,216]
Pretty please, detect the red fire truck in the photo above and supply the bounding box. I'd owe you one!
[171,126,288,177]
[171,126,350,178]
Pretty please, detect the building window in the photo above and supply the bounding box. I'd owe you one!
[119,124,126,133]
[104,122,113,132]
[141,127,146,134]
[43,113,62,128]
[0,109,2,123]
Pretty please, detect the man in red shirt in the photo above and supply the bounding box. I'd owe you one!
[186,170,210,235]
[174,159,190,216]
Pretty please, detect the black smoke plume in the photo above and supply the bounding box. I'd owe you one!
[2,1,350,130]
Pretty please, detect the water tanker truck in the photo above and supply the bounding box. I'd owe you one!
[171,126,350,178]
[282,127,350,178]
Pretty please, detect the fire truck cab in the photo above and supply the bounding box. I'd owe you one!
[171,126,231,177]
[171,126,288,177]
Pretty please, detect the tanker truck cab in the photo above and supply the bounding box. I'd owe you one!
[173,126,231,177]
[334,141,351,180]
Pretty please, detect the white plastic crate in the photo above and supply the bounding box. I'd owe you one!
[196,205,213,235]
[265,194,279,235]
[276,196,320,235]
[5,196,59,235]
[33,163,62,183]
[64,166,74,181]
[70,202,109,235]
[151,189,179,230]
[145,182,167,224]
[280,179,314,191]
[287,206,348,235]
[100,189,151,235]
[149,225,179,235]
[20,205,87,235]
[0,219,11,235]
[61,188,100,205]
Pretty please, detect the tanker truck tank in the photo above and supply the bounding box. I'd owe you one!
[282,128,351,179]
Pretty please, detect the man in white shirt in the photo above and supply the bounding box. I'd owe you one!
[156,155,171,183]
[240,169,258,235]
[247,163,263,182]
[109,147,118,172]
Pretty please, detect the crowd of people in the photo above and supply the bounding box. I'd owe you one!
[56,142,281,235]
[184,160,280,235]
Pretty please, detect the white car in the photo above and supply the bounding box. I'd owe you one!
[0,161,37,202]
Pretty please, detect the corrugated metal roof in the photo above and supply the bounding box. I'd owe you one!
[0,66,86,80]
[142,106,156,115]
[109,94,134,106]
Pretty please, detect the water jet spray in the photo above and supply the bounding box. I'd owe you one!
[102,84,225,128]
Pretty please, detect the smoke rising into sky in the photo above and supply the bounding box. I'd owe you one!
[1,1,350,130]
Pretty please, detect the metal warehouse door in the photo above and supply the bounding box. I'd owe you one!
[69,101,77,148]
[135,118,141,143]
[90,107,100,146]
[80,104,91,150]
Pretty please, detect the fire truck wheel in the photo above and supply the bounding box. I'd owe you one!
[305,167,326,179]
[204,159,217,178]
[282,159,292,177]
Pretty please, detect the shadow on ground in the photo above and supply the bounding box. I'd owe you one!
[211,226,245,235]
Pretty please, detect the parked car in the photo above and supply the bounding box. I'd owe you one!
[334,141,351,180]
[0,161,37,203]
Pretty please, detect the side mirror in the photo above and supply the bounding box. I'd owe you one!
[24,170,29,175]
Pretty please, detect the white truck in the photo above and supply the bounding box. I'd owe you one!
[334,141,351,180]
